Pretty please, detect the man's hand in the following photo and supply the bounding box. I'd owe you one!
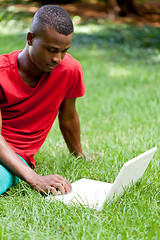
[29,174,72,195]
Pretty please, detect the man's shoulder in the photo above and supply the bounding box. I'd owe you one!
[0,53,10,69]
[60,53,82,70]
[63,53,77,62]
[0,50,20,70]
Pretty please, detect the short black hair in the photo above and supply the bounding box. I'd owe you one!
[30,5,73,36]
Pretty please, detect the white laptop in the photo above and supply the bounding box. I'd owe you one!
[47,146,157,211]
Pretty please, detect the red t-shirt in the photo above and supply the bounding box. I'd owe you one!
[0,50,85,166]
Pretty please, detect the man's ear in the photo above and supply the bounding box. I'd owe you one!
[27,32,35,46]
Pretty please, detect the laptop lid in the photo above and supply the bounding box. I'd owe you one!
[105,146,157,203]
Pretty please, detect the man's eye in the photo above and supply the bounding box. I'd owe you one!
[48,49,57,53]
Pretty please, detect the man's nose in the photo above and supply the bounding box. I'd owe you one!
[51,52,62,64]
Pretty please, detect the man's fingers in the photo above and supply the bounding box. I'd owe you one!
[62,180,72,193]
[53,182,67,195]
[34,174,72,195]
[49,187,58,196]
[53,175,72,193]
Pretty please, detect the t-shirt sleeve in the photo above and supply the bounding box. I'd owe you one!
[65,60,86,99]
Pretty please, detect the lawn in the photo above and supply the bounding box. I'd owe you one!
[0,13,160,240]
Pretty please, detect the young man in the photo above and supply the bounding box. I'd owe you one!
[0,5,85,195]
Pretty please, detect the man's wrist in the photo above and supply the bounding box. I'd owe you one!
[24,169,39,187]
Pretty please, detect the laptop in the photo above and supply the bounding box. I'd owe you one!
[47,146,157,211]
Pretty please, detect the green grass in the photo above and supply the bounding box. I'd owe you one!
[0,17,160,239]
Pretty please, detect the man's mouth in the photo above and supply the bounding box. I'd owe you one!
[47,64,58,69]
[47,64,54,68]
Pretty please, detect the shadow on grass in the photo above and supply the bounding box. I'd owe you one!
[73,22,160,51]
[72,23,160,64]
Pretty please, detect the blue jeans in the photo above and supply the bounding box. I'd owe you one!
[0,155,28,195]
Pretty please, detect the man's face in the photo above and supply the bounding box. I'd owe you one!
[27,27,73,73]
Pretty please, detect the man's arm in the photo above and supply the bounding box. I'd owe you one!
[0,109,71,195]
[58,98,84,157]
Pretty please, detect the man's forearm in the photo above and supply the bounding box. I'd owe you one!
[59,112,84,157]
[0,135,39,185]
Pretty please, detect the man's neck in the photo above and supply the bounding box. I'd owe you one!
[17,47,44,88]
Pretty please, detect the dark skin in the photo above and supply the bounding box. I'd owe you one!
[0,26,84,195]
